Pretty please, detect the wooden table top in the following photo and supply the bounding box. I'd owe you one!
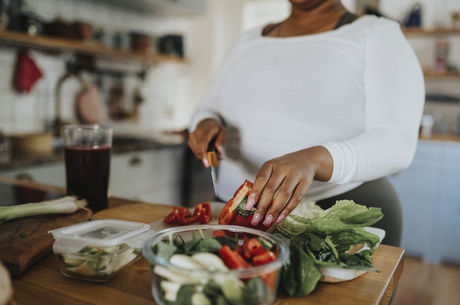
[4,178,405,305]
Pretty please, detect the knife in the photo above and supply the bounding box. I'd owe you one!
[206,139,219,198]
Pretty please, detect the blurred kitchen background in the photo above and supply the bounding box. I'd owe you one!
[0,1,459,302]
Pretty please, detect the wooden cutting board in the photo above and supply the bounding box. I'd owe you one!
[0,208,92,277]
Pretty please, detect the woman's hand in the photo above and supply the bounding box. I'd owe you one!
[245,146,333,227]
[187,119,226,167]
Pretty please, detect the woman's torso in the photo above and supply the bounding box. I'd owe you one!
[214,16,397,200]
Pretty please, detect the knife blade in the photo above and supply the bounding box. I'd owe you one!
[207,139,219,198]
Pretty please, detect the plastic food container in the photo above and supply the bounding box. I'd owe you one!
[50,219,153,282]
[143,224,289,305]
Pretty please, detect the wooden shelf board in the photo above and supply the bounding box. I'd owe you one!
[423,70,460,79]
[0,30,186,63]
[403,27,460,36]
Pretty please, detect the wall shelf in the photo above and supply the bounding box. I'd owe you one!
[424,70,460,80]
[403,28,460,36]
[0,30,186,63]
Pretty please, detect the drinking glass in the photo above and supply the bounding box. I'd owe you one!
[63,125,112,212]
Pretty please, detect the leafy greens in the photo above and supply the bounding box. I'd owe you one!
[276,200,384,297]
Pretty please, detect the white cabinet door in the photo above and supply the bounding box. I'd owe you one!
[389,141,460,264]
[110,147,185,205]
[0,163,66,187]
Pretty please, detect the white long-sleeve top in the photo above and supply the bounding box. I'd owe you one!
[190,15,424,201]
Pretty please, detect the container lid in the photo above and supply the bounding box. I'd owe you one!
[49,219,153,254]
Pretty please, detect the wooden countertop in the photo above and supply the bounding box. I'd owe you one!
[4,178,405,305]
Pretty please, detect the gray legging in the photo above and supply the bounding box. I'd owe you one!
[316,178,402,247]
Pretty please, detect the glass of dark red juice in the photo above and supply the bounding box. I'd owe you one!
[63,125,112,212]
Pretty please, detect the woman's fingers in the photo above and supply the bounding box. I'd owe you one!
[215,129,226,155]
[264,174,299,226]
[276,180,310,224]
[187,119,225,167]
[250,168,286,227]
[246,162,273,211]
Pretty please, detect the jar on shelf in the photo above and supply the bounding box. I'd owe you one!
[434,38,449,73]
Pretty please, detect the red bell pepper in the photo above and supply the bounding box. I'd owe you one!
[219,245,251,269]
[176,208,199,225]
[163,202,212,226]
[193,201,211,224]
[218,180,252,225]
[252,250,277,266]
[212,230,226,237]
[243,238,266,259]
[261,270,278,292]
[163,208,181,224]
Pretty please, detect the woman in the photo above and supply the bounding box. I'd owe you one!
[188,0,424,246]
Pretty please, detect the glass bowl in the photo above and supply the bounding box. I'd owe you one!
[142,224,289,305]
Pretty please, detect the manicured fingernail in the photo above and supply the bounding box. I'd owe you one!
[252,213,261,226]
[245,195,255,210]
[216,145,223,154]
[263,214,273,227]
[275,214,285,224]
[202,158,209,168]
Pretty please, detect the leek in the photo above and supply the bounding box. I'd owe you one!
[0,196,87,223]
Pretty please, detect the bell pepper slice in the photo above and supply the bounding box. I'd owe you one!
[218,180,253,225]
[219,245,251,269]
[193,201,211,224]
[261,270,278,292]
[163,207,182,224]
[252,250,277,266]
[212,230,226,237]
[243,238,266,259]
[176,207,199,225]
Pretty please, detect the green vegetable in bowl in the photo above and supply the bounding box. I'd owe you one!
[242,277,272,305]
[62,243,139,279]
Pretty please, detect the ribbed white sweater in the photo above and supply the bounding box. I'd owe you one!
[190,15,424,201]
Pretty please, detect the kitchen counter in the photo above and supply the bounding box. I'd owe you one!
[0,135,186,171]
[2,177,405,305]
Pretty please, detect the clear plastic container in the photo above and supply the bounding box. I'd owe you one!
[143,224,289,305]
[50,219,153,282]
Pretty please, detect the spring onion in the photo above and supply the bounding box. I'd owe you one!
[0,196,87,223]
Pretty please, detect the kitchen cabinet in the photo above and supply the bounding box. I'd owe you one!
[0,146,186,206]
[388,140,460,264]
[110,148,185,204]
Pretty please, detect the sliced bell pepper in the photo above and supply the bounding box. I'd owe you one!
[261,270,278,292]
[243,238,266,259]
[212,230,226,238]
[176,207,199,225]
[219,245,251,269]
[218,180,253,225]
[193,201,211,224]
[163,207,181,224]
[252,250,277,266]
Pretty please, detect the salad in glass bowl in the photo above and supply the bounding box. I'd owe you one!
[142,224,289,305]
